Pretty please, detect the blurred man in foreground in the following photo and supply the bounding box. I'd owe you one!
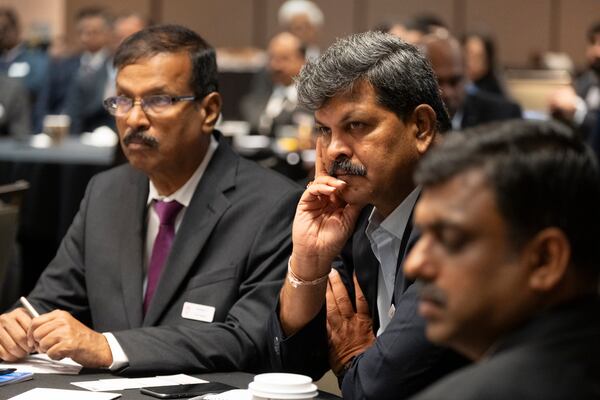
[0,24,300,375]
[269,31,467,400]
[406,119,600,399]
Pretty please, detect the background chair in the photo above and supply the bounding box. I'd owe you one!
[0,180,29,311]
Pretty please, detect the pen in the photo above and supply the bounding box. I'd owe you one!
[19,297,40,318]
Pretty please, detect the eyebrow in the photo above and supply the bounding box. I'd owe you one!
[314,109,369,127]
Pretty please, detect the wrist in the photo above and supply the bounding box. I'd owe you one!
[289,252,333,281]
[287,259,329,288]
[334,355,356,378]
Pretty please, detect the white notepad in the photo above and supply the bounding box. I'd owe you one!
[8,388,121,400]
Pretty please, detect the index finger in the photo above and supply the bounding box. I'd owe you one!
[314,136,328,178]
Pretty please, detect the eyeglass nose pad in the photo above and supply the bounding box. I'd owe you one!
[126,99,150,126]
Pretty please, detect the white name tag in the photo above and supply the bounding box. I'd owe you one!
[8,62,30,78]
[181,302,215,323]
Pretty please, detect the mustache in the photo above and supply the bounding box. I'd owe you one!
[328,158,367,177]
[415,280,447,307]
[122,128,158,148]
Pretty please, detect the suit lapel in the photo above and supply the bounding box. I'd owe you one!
[143,138,236,326]
[117,168,148,328]
[352,208,381,331]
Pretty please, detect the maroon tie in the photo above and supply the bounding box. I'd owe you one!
[143,200,184,314]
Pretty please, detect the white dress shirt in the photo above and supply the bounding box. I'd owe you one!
[104,135,218,370]
[365,187,420,336]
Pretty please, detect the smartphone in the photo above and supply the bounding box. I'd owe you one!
[140,382,237,399]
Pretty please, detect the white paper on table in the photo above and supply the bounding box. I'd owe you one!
[8,387,121,400]
[72,374,207,391]
[1,354,83,374]
[202,389,253,400]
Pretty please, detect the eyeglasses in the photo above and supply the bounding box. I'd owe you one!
[103,95,196,116]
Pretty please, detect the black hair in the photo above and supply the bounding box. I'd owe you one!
[587,21,600,44]
[416,119,600,273]
[114,24,218,99]
[296,31,451,132]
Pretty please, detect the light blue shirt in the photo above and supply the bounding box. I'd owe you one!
[366,187,420,335]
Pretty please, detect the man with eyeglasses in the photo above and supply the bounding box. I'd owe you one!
[0,24,301,375]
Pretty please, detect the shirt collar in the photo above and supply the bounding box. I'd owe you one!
[147,134,219,207]
[367,186,421,240]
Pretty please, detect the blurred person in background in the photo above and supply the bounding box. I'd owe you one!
[61,7,115,135]
[420,34,521,130]
[241,32,307,136]
[383,13,449,45]
[278,0,323,60]
[549,21,600,142]
[0,7,49,133]
[462,31,508,98]
[0,75,30,138]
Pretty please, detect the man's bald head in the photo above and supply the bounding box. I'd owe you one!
[421,35,466,117]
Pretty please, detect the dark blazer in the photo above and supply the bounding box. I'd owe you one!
[63,57,115,135]
[461,89,522,129]
[0,75,31,138]
[268,203,468,400]
[410,297,600,400]
[240,69,303,136]
[26,134,302,374]
[39,55,81,116]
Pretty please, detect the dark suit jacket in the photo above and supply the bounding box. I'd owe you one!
[26,134,302,374]
[39,55,81,116]
[240,69,304,136]
[63,57,115,135]
[410,297,600,400]
[461,89,522,129]
[268,203,468,400]
[0,75,31,138]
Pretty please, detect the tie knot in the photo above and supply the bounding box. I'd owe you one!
[154,200,183,225]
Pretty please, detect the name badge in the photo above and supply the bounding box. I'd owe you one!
[181,302,215,322]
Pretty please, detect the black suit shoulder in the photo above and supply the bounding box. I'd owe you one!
[462,89,522,129]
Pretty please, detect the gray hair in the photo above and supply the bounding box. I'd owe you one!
[296,31,451,132]
[278,0,324,27]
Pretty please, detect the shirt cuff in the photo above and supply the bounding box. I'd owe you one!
[102,332,129,371]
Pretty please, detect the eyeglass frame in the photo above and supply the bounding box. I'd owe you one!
[102,94,197,117]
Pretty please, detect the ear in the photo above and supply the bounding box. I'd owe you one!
[524,227,571,292]
[412,104,437,155]
[199,92,222,134]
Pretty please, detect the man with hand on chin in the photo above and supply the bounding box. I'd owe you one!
[0,24,301,374]
[268,31,467,400]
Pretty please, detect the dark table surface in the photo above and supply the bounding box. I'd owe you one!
[0,370,341,399]
[0,137,115,166]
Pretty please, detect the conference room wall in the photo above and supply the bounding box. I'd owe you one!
[2,0,598,77]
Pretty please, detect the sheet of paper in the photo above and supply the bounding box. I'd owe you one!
[1,354,82,374]
[71,374,207,391]
[8,388,121,400]
[203,389,253,400]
